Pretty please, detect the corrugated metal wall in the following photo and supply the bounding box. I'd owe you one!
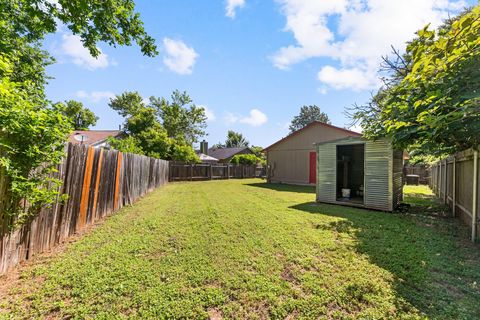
[316,142,336,203]
[364,139,392,211]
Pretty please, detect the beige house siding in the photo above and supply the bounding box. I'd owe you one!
[265,122,360,185]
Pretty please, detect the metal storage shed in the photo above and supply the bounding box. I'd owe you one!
[315,136,403,211]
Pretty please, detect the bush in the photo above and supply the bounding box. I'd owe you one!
[230,154,260,165]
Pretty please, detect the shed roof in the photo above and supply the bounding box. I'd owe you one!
[263,121,361,151]
[207,147,252,160]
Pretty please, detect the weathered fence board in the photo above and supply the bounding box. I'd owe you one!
[430,149,479,242]
[0,143,168,274]
[169,163,262,181]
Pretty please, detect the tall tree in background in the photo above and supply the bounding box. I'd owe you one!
[289,105,331,133]
[57,100,98,130]
[0,0,157,226]
[225,131,249,148]
[150,90,207,144]
[350,6,480,156]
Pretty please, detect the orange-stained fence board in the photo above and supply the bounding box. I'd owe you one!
[77,147,95,230]
[113,152,123,211]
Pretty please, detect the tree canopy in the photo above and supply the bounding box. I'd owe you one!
[225,131,249,148]
[351,6,480,156]
[108,91,204,162]
[57,100,98,130]
[0,0,156,227]
[289,105,331,133]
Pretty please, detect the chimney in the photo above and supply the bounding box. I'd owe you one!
[200,140,208,155]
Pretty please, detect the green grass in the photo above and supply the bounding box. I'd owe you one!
[1,180,479,319]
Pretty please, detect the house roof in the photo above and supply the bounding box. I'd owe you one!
[263,121,362,151]
[207,147,252,160]
[68,130,124,146]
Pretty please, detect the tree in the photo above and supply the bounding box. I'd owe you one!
[151,90,207,144]
[0,0,157,227]
[1,0,157,59]
[107,136,144,155]
[350,6,480,156]
[289,105,331,133]
[225,130,249,148]
[57,100,98,130]
[0,55,72,227]
[108,91,200,163]
[230,154,261,165]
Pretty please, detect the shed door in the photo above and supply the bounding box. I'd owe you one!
[364,139,392,211]
[309,152,316,184]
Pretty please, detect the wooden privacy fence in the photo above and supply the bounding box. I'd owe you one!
[430,149,479,242]
[0,143,169,274]
[169,163,262,181]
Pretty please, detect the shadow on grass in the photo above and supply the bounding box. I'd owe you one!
[289,198,480,318]
[245,182,316,194]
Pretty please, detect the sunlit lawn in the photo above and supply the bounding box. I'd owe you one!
[1,180,479,319]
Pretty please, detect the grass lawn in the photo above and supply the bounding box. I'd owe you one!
[1,179,479,319]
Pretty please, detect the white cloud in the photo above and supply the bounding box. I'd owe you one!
[317,65,380,91]
[163,38,198,75]
[273,0,466,90]
[199,105,216,122]
[225,0,246,18]
[225,109,268,127]
[60,34,110,70]
[76,90,115,102]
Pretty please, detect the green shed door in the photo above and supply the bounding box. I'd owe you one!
[316,142,336,203]
[364,140,392,211]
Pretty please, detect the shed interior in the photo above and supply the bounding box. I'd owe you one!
[336,144,364,204]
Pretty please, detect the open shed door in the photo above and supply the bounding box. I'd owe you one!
[316,143,336,203]
[364,139,392,211]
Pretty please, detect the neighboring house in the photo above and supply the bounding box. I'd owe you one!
[68,130,124,148]
[208,146,255,163]
[315,136,403,212]
[263,121,361,185]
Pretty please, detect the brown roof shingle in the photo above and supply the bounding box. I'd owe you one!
[68,130,123,146]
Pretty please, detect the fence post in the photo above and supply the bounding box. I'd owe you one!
[439,161,442,197]
[241,165,244,179]
[472,150,478,243]
[444,159,447,204]
[208,164,212,180]
[452,156,456,217]
[227,164,230,179]
[190,164,193,181]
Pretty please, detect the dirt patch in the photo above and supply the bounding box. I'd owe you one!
[207,308,223,320]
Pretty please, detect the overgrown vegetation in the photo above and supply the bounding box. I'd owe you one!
[1,180,479,318]
[351,5,480,157]
[108,90,205,162]
[0,0,156,227]
[230,154,262,165]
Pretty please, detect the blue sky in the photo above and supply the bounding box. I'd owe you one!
[42,0,474,148]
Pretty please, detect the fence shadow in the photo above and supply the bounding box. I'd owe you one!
[289,201,480,318]
[246,182,316,194]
